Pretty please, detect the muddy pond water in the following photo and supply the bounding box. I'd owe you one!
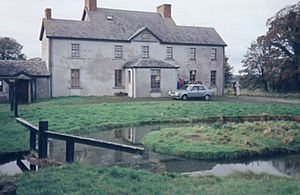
[1,123,300,177]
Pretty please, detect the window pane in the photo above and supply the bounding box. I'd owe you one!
[71,44,80,58]
[115,45,123,59]
[0,80,3,92]
[190,48,196,60]
[190,70,196,82]
[166,47,173,59]
[142,46,149,58]
[211,70,216,85]
[115,69,123,87]
[71,69,80,88]
[151,69,160,90]
[211,48,217,60]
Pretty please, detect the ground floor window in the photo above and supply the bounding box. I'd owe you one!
[190,70,196,82]
[115,69,123,87]
[71,69,80,88]
[0,80,3,92]
[151,69,160,91]
[211,70,216,86]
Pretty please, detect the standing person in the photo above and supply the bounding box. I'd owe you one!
[232,82,237,96]
[235,81,240,97]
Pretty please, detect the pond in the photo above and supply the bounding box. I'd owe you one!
[1,123,300,177]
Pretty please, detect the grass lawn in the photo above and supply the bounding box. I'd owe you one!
[1,163,299,195]
[1,96,300,154]
[142,121,300,160]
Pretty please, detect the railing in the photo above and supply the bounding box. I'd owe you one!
[16,118,145,163]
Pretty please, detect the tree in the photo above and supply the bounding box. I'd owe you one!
[224,57,233,87]
[264,2,300,91]
[240,2,300,92]
[239,36,271,91]
[0,37,26,60]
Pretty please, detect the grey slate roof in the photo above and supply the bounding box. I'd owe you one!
[123,59,179,69]
[0,60,49,77]
[41,7,226,46]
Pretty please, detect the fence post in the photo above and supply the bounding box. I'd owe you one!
[66,139,74,163]
[38,121,48,159]
[30,130,36,151]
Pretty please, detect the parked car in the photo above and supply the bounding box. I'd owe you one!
[168,84,215,100]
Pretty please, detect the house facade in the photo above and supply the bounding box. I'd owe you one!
[40,0,226,98]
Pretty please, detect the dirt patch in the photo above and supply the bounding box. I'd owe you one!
[184,134,207,142]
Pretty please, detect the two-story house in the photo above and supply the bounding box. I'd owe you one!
[40,0,226,98]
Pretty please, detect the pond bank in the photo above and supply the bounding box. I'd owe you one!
[143,121,300,160]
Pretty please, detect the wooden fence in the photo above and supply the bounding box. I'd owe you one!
[16,118,145,163]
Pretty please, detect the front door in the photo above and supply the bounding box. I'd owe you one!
[17,80,29,104]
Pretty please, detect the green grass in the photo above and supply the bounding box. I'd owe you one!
[225,88,300,99]
[1,96,300,154]
[0,163,299,195]
[142,121,300,160]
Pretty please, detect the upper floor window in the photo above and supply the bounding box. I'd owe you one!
[114,45,123,59]
[211,48,217,60]
[142,46,149,59]
[0,80,3,92]
[190,48,196,60]
[211,70,217,85]
[71,44,80,58]
[71,69,80,88]
[151,69,160,91]
[166,47,173,60]
[115,69,123,87]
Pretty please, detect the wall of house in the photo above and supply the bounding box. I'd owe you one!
[48,36,224,97]
[0,81,9,102]
[134,68,177,98]
[36,77,50,99]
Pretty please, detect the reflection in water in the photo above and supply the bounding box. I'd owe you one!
[45,124,300,177]
[1,123,300,177]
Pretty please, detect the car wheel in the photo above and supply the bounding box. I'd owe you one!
[182,95,188,101]
[204,95,210,101]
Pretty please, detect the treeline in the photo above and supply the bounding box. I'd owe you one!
[240,2,300,92]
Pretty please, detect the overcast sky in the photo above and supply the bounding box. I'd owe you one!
[0,0,298,74]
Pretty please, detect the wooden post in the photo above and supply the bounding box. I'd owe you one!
[66,139,75,163]
[38,121,48,159]
[30,130,36,151]
[13,82,19,117]
[9,83,13,111]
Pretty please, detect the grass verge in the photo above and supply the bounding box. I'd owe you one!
[142,121,300,160]
[0,163,299,195]
[1,96,300,154]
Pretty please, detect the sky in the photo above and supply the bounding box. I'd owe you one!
[0,0,298,74]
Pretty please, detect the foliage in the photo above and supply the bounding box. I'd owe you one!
[1,97,300,154]
[224,57,234,87]
[0,37,26,60]
[240,2,300,92]
[0,164,295,194]
[142,121,300,160]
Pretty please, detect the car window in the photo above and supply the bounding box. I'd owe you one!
[180,85,189,90]
[199,86,205,90]
[191,86,198,91]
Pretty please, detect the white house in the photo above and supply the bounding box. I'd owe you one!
[40,0,226,98]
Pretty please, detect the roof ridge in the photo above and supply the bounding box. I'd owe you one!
[96,7,160,15]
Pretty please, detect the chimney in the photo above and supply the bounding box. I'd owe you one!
[156,4,171,17]
[45,8,52,20]
[85,0,97,11]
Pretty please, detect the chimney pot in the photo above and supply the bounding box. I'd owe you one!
[45,8,52,20]
[156,4,171,17]
[85,0,97,11]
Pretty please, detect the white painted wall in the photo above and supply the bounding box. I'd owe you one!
[47,36,224,97]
